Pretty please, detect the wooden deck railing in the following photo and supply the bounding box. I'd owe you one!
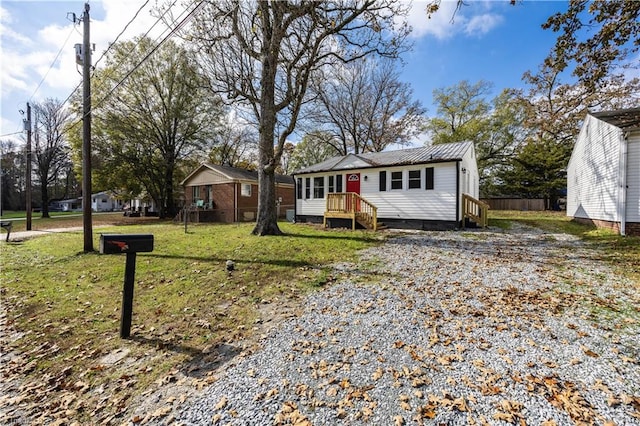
[462,193,489,228]
[324,192,378,231]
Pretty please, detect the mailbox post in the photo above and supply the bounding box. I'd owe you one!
[99,234,154,338]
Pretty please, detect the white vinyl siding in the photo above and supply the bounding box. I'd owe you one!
[295,173,330,214]
[567,115,621,222]
[361,164,457,221]
[294,143,479,222]
[626,132,640,222]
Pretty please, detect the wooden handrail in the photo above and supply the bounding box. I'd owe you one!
[325,192,378,231]
[462,193,489,228]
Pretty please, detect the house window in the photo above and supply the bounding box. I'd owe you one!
[101,198,108,203]
[296,178,302,199]
[391,171,403,190]
[192,186,199,200]
[241,183,252,197]
[408,170,421,189]
[328,176,335,193]
[336,174,343,192]
[305,178,311,199]
[379,171,387,191]
[313,177,325,199]
[425,167,434,190]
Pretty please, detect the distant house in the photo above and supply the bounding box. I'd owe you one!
[567,108,640,236]
[181,163,295,223]
[292,141,485,230]
[91,191,124,212]
[50,198,82,212]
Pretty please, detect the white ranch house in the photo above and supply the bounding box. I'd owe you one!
[567,108,640,236]
[91,191,125,212]
[292,141,486,230]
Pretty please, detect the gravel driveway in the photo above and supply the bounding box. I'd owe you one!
[170,225,639,425]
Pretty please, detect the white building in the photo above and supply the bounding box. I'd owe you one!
[292,141,482,230]
[91,191,124,212]
[567,108,640,236]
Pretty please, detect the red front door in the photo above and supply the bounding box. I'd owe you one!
[346,173,360,194]
[346,173,361,212]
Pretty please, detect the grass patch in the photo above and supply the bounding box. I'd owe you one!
[0,221,383,423]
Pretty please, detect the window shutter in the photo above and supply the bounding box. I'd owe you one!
[379,171,387,191]
[425,167,434,190]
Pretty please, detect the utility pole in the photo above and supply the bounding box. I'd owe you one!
[81,2,93,252]
[25,103,32,231]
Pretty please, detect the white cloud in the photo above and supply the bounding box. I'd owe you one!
[464,13,504,37]
[406,0,503,39]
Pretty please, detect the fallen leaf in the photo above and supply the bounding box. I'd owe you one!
[215,396,228,410]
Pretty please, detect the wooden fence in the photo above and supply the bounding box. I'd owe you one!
[481,198,545,211]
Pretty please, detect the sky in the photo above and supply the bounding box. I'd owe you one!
[0,0,569,147]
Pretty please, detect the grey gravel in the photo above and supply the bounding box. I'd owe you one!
[170,225,640,425]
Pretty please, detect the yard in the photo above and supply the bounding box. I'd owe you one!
[0,212,638,424]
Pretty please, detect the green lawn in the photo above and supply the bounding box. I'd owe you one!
[0,221,383,423]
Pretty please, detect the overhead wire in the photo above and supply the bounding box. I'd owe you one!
[90,0,152,72]
[63,0,205,136]
[60,0,166,113]
[27,24,76,103]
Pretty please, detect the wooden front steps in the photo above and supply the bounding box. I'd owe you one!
[324,193,380,231]
[462,193,489,228]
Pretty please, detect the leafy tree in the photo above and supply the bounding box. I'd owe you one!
[0,140,26,212]
[80,37,222,219]
[309,58,425,155]
[426,81,526,194]
[427,80,493,146]
[190,0,411,235]
[32,99,73,218]
[543,0,640,90]
[495,138,569,210]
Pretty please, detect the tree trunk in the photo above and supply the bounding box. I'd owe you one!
[253,167,281,235]
[162,167,175,220]
[41,181,50,218]
[252,35,282,236]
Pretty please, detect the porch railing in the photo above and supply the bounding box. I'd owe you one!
[462,193,489,228]
[324,192,378,231]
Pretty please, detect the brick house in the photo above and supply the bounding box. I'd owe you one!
[181,163,295,223]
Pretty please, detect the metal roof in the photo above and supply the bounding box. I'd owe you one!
[592,107,640,130]
[293,141,473,174]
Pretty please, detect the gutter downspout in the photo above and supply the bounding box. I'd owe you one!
[618,131,629,236]
[234,182,238,223]
[293,175,297,223]
[456,161,461,227]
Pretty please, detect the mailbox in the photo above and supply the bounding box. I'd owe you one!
[99,233,154,338]
[100,234,154,254]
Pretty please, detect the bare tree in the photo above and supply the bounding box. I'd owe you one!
[32,99,73,218]
[190,0,411,235]
[309,58,425,155]
[209,122,258,169]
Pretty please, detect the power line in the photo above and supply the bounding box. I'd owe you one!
[91,0,152,72]
[61,0,203,138]
[0,131,24,138]
[28,25,77,103]
[58,0,179,135]
[87,0,204,118]
[86,0,180,99]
